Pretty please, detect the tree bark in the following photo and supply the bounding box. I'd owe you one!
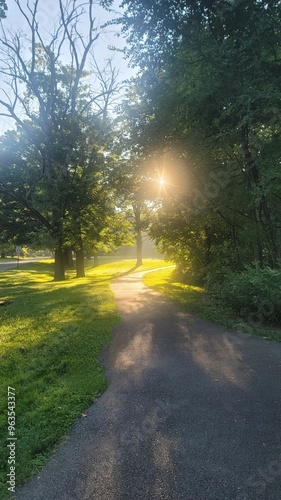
[63,247,74,268]
[54,246,65,281]
[231,225,242,271]
[136,230,143,267]
[241,124,280,267]
[134,203,143,267]
[75,237,85,278]
[94,252,99,267]
[204,225,212,265]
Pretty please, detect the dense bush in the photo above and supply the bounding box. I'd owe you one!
[205,266,281,325]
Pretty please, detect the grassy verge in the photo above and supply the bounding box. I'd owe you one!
[143,267,281,342]
[0,257,167,497]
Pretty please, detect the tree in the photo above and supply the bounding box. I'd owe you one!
[0,0,118,280]
[0,129,55,252]
[112,94,160,267]
[0,107,119,278]
[0,0,6,19]
[118,0,281,281]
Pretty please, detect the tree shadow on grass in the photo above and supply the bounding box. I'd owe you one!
[0,275,120,491]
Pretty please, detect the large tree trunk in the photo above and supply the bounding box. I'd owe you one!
[259,197,280,268]
[52,202,66,280]
[63,247,74,268]
[54,246,65,281]
[134,204,143,267]
[241,124,280,268]
[75,237,85,278]
[231,225,242,271]
[204,225,212,265]
[136,230,143,267]
[94,252,99,267]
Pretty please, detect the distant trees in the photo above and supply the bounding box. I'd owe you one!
[113,88,163,266]
[113,160,152,266]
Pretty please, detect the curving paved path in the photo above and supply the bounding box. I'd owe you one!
[0,258,47,272]
[17,270,281,499]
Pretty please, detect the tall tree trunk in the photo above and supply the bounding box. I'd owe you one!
[241,124,280,267]
[231,225,242,271]
[94,252,99,267]
[134,204,143,266]
[63,247,74,268]
[259,198,280,268]
[75,236,85,278]
[252,235,264,268]
[204,225,212,265]
[52,203,65,280]
[54,246,65,281]
[136,230,143,266]
[69,248,74,268]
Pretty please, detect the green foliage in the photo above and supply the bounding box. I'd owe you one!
[0,2,120,280]
[0,106,125,277]
[144,266,281,339]
[120,0,281,287]
[0,242,15,258]
[143,266,239,328]
[206,266,281,324]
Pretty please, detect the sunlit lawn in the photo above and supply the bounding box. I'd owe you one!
[144,267,281,342]
[0,257,167,497]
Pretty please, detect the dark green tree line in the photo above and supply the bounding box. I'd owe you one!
[117,0,281,286]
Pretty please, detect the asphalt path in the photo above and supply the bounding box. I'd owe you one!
[0,258,46,272]
[17,270,281,499]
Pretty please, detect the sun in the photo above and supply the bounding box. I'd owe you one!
[159,178,165,186]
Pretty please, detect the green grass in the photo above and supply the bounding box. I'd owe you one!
[143,267,281,342]
[0,257,167,498]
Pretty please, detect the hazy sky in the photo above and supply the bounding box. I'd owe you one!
[0,0,135,132]
[4,0,133,78]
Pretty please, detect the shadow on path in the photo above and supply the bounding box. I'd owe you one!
[17,270,281,500]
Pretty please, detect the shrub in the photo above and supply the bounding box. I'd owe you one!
[205,266,281,325]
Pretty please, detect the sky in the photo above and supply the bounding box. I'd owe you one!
[4,0,132,76]
[0,0,135,133]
